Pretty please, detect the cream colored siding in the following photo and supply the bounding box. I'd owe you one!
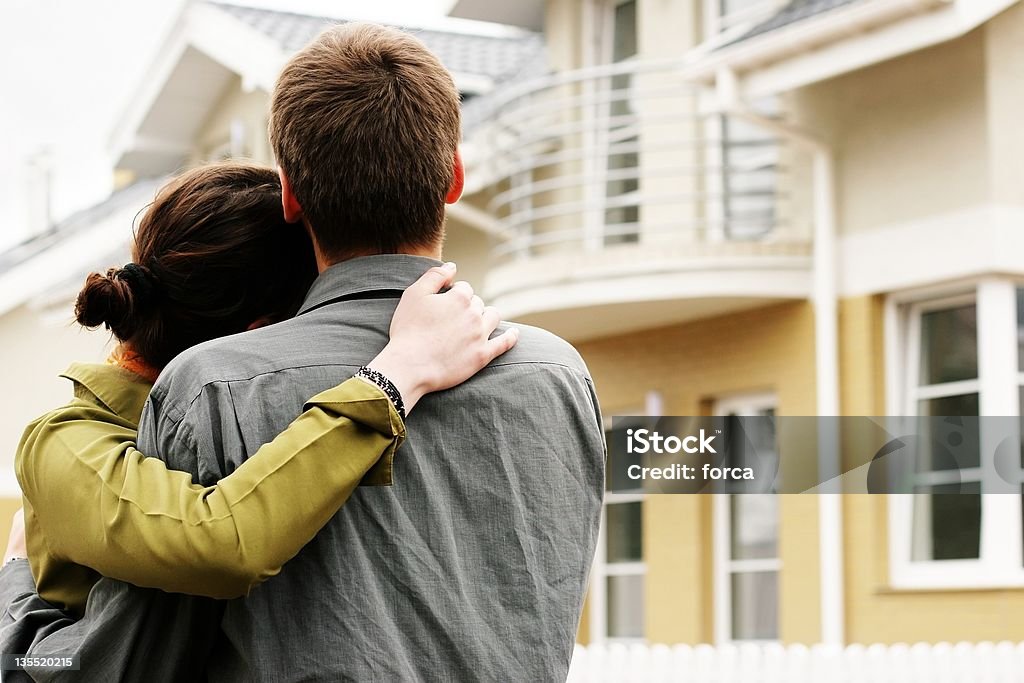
[0,303,111,493]
[791,30,989,236]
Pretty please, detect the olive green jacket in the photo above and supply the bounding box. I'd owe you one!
[15,363,404,615]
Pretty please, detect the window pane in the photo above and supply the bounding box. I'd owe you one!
[722,117,778,241]
[915,395,980,470]
[606,501,643,563]
[604,139,640,245]
[730,570,778,640]
[911,483,982,561]
[730,495,778,560]
[919,304,978,385]
[607,574,644,638]
[611,1,637,62]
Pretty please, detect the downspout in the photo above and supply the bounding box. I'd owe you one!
[714,68,845,647]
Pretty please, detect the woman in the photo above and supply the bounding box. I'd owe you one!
[1,162,516,620]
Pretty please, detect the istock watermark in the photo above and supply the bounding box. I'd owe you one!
[607,416,1024,494]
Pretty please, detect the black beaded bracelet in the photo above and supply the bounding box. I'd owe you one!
[355,366,407,421]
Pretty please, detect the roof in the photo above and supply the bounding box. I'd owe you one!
[210,3,546,84]
[734,0,864,43]
[0,180,160,278]
[0,179,164,317]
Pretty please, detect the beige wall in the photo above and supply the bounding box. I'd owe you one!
[984,2,1024,206]
[192,77,273,166]
[0,303,112,492]
[441,219,491,288]
[0,498,21,553]
[790,29,989,236]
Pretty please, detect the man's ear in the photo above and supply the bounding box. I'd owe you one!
[247,316,273,331]
[445,149,465,205]
[278,167,305,223]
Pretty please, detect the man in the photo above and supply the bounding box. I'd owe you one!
[137,23,605,682]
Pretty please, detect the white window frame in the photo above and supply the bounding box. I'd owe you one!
[886,278,1024,590]
[590,391,660,644]
[591,489,646,644]
[713,393,781,644]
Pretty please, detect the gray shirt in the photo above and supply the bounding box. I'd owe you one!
[137,254,605,682]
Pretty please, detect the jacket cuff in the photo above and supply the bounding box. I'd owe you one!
[304,377,407,487]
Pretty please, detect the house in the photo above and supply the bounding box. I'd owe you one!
[0,2,543,527]
[4,0,1024,655]
[450,0,1024,648]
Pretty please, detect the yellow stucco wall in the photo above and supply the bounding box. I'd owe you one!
[0,499,20,555]
[576,300,819,644]
[576,294,1024,646]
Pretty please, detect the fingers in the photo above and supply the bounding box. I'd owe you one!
[484,327,519,362]
[481,306,501,333]
[449,280,474,300]
[469,295,485,315]
[407,262,457,296]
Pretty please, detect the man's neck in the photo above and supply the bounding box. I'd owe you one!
[315,244,442,273]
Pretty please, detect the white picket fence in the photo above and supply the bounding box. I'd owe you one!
[567,641,1024,682]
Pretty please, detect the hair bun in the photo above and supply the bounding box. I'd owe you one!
[75,268,141,340]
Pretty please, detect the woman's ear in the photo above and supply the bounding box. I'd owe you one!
[278,167,305,223]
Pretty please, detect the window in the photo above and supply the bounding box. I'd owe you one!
[888,280,1024,589]
[704,0,786,41]
[591,414,647,642]
[703,97,781,243]
[720,113,780,241]
[713,394,780,643]
[203,118,250,162]
[590,0,640,247]
[907,296,982,563]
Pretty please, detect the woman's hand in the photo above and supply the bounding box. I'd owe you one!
[367,262,519,414]
[4,508,26,564]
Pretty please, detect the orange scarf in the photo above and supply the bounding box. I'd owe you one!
[108,346,159,384]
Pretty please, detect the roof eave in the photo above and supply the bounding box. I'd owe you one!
[109,3,288,175]
[679,0,1015,97]
[448,0,544,31]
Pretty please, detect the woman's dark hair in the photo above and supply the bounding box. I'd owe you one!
[75,163,317,369]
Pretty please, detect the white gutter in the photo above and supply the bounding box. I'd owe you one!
[683,0,1024,99]
[686,0,950,78]
[717,68,844,646]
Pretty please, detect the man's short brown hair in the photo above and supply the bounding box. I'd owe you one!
[269,23,461,257]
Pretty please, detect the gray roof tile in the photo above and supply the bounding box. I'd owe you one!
[0,180,161,277]
[733,0,863,43]
[210,3,546,84]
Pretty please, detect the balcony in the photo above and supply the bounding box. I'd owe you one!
[463,59,814,341]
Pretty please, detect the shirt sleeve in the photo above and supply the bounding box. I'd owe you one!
[6,574,221,683]
[16,377,404,601]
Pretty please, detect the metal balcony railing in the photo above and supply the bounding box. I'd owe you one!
[469,58,811,264]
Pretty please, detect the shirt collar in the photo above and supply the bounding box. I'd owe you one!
[298,254,443,316]
[59,362,153,424]
[59,360,152,423]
